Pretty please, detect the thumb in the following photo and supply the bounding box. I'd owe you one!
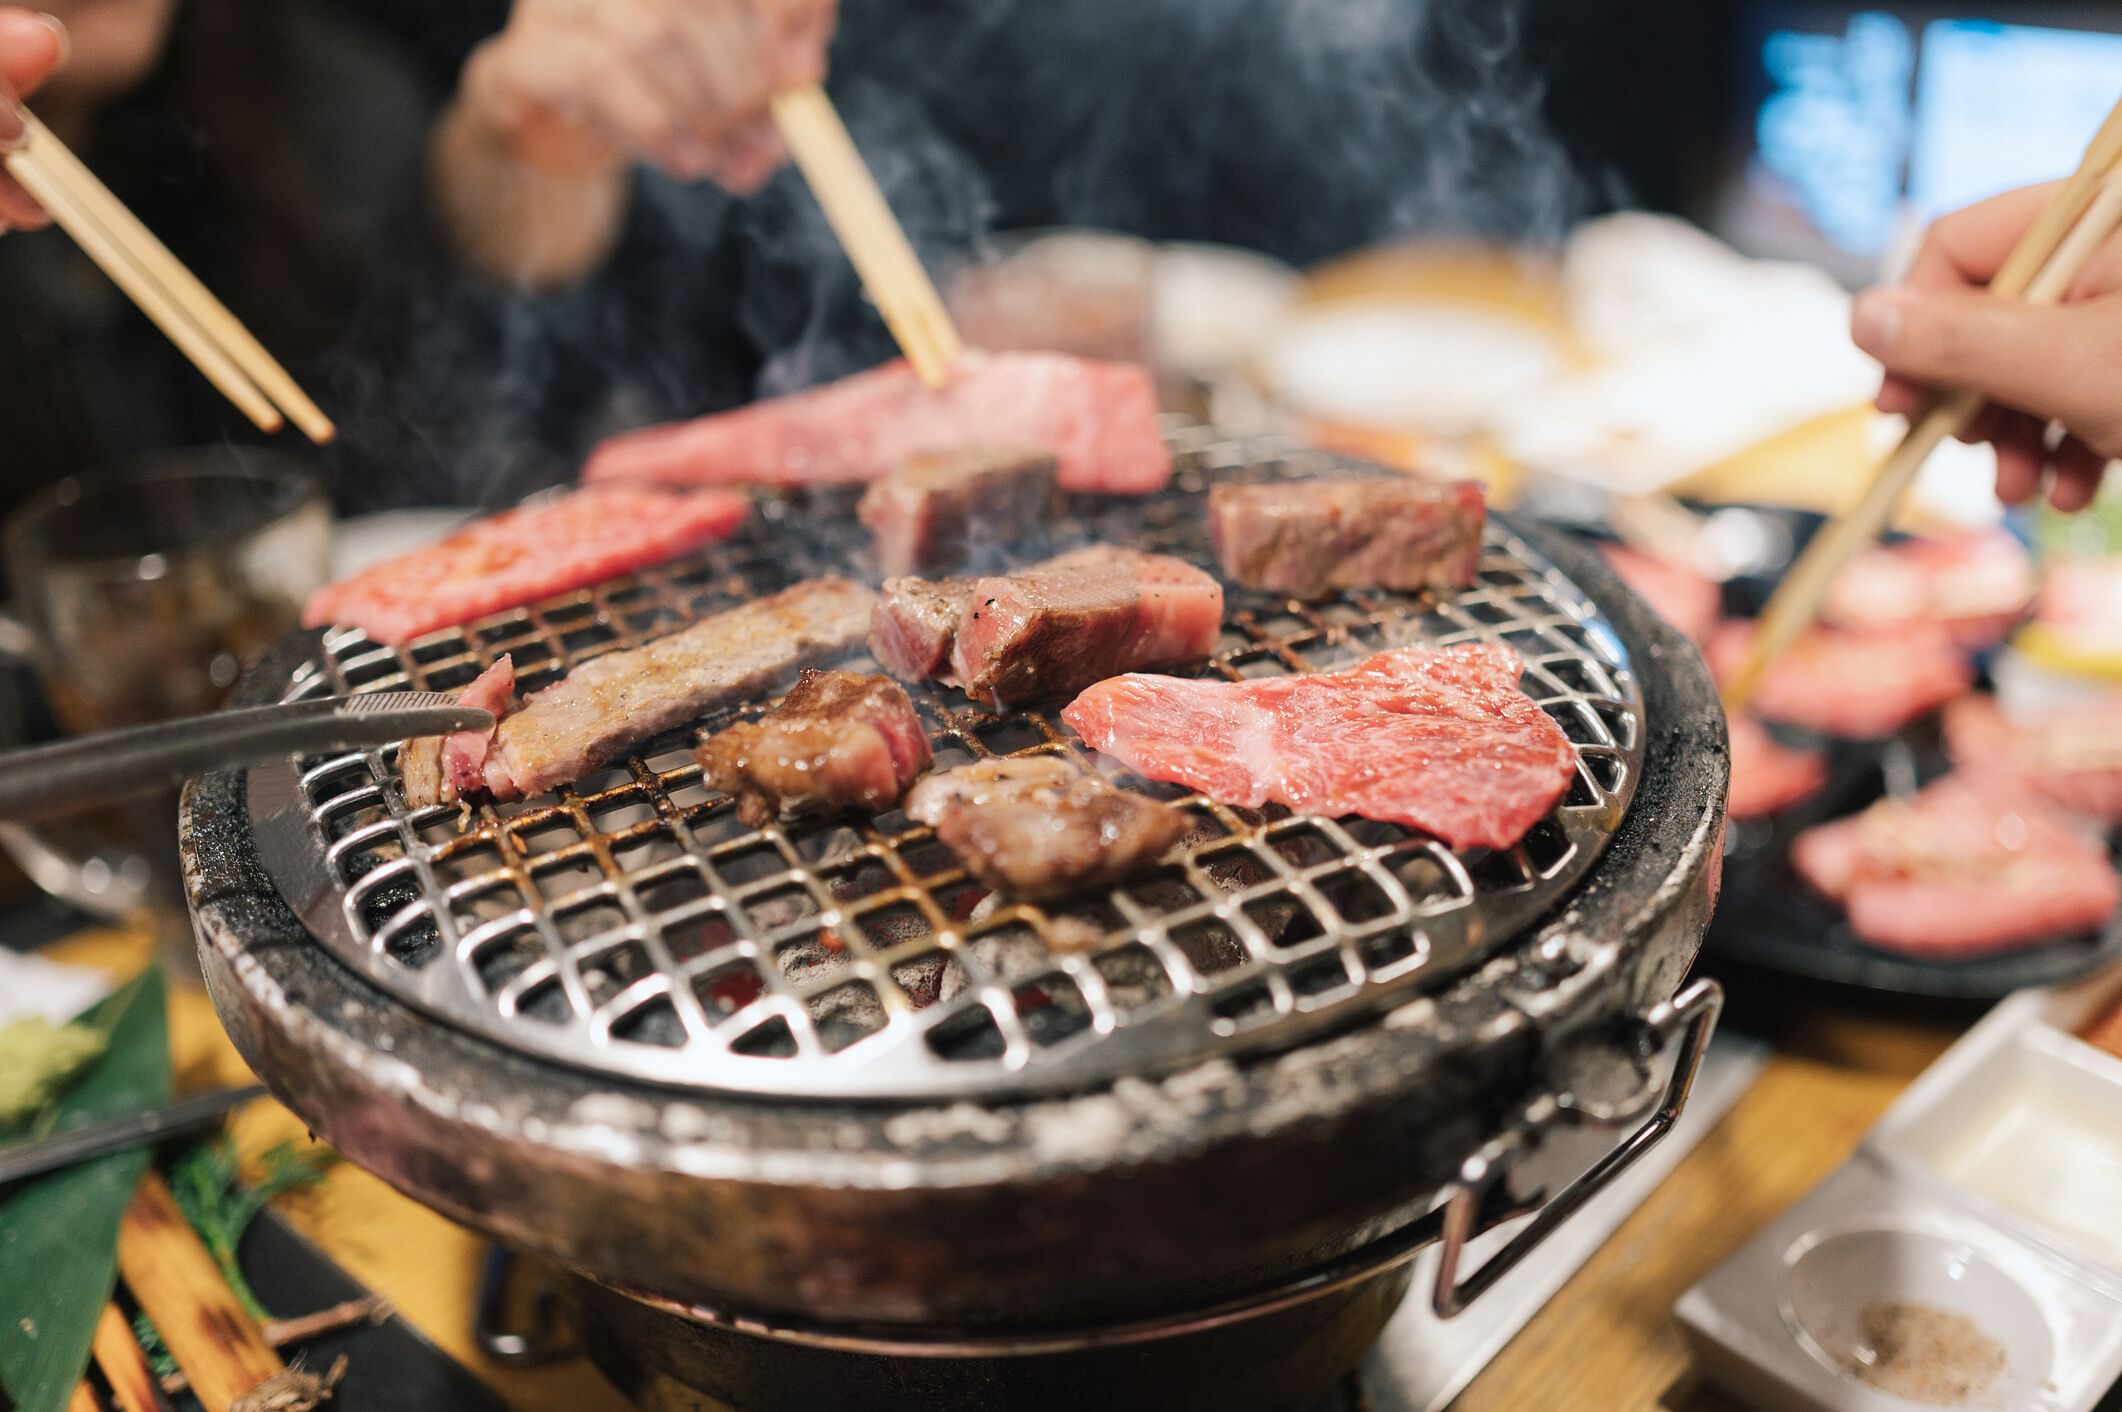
[0,9,66,146]
[1851,283,2122,432]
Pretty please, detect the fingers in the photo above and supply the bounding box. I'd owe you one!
[1900,182,2063,292]
[2050,436,2110,512]
[707,114,786,195]
[1853,285,2122,448]
[759,0,836,87]
[0,10,62,232]
[1988,412,2049,507]
[475,0,815,188]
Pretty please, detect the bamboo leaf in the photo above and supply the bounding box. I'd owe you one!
[0,968,170,1412]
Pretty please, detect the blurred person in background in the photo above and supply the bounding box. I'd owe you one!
[0,0,434,522]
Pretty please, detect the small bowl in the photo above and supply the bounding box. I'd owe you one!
[1781,1227,2053,1407]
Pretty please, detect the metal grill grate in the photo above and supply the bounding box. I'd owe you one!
[247,429,1644,1100]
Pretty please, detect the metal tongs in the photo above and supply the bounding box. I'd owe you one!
[0,693,493,822]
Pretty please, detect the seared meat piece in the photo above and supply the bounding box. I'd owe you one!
[905,756,1190,901]
[958,547,1223,706]
[1207,478,1485,598]
[698,670,933,827]
[400,655,516,808]
[858,445,1058,575]
[870,547,1223,706]
[304,485,748,645]
[870,575,978,681]
[583,351,1173,495]
[404,578,876,808]
[1064,642,1577,852]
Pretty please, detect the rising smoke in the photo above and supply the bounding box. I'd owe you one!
[330,0,1593,509]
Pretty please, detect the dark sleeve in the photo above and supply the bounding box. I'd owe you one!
[321,176,761,513]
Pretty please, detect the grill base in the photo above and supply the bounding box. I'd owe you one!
[572,1269,1407,1412]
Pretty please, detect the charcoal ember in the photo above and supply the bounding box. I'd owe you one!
[858,445,1058,576]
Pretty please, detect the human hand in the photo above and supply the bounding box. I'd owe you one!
[1852,181,2122,512]
[456,0,835,194]
[0,7,66,232]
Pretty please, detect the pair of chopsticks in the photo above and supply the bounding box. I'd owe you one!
[1723,95,2122,712]
[771,84,964,388]
[2,113,335,443]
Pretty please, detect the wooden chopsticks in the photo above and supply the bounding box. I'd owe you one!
[2,113,335,444]
[1722,95,2122,713]
[771,84,964,389]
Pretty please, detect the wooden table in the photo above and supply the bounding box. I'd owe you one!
[53,924,1969,1412]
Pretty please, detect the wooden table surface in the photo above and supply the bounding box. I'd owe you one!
[53,924,1971,1412]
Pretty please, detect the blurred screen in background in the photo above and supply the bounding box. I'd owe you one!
[1712,4,2122,282]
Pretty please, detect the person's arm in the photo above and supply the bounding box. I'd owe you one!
[0,6,65,232]
[427,0,834,290]
[1852,181,2122,512]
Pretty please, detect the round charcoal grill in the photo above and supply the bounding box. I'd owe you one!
[183,428,1729,1412]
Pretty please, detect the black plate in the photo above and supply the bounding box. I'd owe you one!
[1709,728,2122,999]
[1573,504,2121,1000]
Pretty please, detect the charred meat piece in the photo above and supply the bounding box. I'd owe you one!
[404,578,876,808]
[1790,774,2120,955]
[583,351,1173,495]
[303,485,748,645]
[400,655,517,808]
[1063,642,1577,852]
[871,547,1223,707]
[870,575,978,681]
[905,756,1190,902]
[1707,621,1972,739]
[858,445,1058,575]
[1207,478,1485,599]
[698,670,933,827]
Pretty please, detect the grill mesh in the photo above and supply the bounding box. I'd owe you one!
[249,429,1643,1100]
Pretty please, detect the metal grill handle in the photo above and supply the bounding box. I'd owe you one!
[1430,976,1724,1319]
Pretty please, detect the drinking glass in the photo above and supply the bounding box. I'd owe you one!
[0,448,332,975]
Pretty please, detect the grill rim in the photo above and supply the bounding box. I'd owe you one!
[180,521,1727,1328]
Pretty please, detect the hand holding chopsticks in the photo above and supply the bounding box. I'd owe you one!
[1,100,335,442]
[1722,93,2122,713]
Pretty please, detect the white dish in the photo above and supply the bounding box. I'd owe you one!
[1678,1154,2122,1412]
[1256,298,1568,438]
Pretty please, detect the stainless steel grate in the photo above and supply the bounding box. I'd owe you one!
[248,429,1644,1100]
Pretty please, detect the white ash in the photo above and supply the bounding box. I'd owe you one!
[883,1103,1017,1148]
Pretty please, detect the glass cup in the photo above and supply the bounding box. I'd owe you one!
[0,449,332,975]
